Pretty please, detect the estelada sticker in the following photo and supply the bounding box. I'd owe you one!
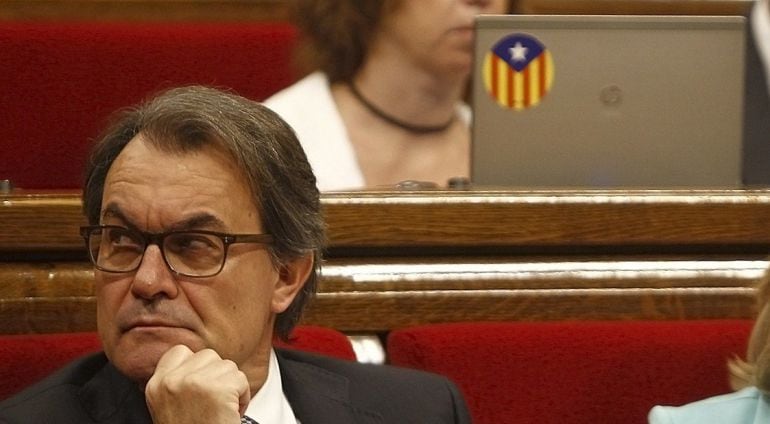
[483,33,554,110]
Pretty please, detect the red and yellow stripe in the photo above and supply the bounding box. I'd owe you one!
[483,50,554,110]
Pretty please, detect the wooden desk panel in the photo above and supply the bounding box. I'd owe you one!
[323,190,770,250]
[0,192,84,252]
[0,257,763,334]
[1,189,768,334]
[5,189,770,252]
[0,0,750,22]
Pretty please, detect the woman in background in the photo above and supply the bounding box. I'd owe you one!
[264,0,508,191]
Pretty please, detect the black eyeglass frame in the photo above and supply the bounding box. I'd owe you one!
[79,224,275,278]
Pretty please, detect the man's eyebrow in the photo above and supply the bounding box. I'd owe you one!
[102,203,133,226]
[101,203,226,232]
[167,214,227,232]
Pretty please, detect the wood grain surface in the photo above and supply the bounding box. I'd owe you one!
[6,189,770,252]
[1,189,768,334]
[0,0,751,22]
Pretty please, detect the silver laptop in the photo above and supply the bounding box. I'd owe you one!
[471,15,745,188]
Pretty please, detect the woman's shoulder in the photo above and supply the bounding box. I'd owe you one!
[263,71,330,111]
[648,387,770,424]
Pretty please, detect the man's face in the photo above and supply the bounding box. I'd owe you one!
[95,134,298,384]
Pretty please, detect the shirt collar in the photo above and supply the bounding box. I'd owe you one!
[244,349,298,424]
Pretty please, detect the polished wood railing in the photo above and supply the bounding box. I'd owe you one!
[1,188,768,335]
[0,0,752,22]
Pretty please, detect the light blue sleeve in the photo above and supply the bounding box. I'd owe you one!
[646,387,764,424]
[648,405,676,424]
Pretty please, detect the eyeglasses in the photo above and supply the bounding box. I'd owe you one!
[80,225,274,278]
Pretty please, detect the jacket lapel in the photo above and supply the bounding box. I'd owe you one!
[278,350,384,424]
[77,354,152,424]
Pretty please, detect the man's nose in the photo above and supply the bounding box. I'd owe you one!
[130,244,180,300]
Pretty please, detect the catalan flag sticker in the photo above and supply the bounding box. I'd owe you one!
[483,33,554,111]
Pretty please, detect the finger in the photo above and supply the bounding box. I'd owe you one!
[238,372,251,417]
[152,344,194,377]
[155,348,249,403]
[164,348,224,376]
[146,349,247,421]
[175,355,250,417]
[181,355,249,415]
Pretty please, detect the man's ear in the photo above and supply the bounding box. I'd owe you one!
[271,252,314,313]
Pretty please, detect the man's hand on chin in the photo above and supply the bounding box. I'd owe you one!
[144,345,251,424]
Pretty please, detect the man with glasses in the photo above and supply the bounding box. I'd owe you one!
[0,86,470,423]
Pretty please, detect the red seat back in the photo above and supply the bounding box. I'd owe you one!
[0,332,102,401]
[388,320,753,424]
[0,325,354,401]
[276,325,357,361]
[0,21,297,189]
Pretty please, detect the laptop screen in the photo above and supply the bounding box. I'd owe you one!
[471,15,745,188]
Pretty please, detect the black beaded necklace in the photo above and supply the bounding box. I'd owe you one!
[348,83,455,134]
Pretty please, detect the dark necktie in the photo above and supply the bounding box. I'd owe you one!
[241,416,258,424]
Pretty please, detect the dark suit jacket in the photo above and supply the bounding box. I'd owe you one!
[742,7,770,185]
[0,349,471,424]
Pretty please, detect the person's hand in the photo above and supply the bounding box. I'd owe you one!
[145,345,251,424]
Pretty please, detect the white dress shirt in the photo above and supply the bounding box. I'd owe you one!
[243,350,299,424]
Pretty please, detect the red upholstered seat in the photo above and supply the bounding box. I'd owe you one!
[0,326,354,401]
[387,320,753,424]
[0,21,297,190]
[276,325,357,361]
[0,332,102,401]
